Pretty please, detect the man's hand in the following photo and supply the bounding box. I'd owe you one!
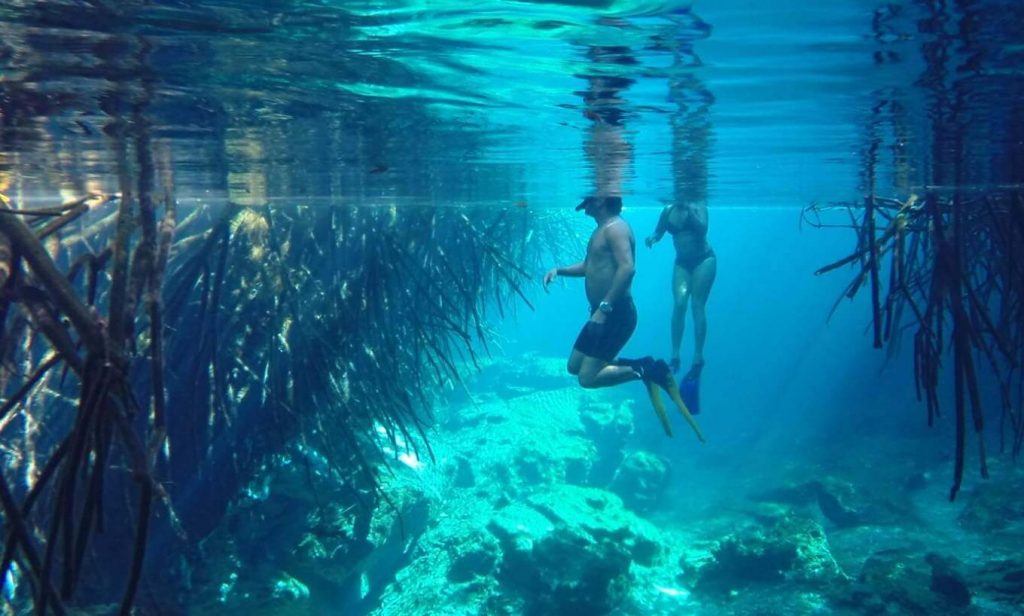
[590,309,607,324]
[543,268,558,292]
[644,235,657,248]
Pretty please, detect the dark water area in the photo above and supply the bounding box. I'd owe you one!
[1,0,1023,614]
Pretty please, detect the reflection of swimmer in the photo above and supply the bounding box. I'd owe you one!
[645,201,716,384]
[577,45,635,202]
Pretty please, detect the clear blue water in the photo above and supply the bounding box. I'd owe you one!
[2,0,1022,614]
[6,0,1015,207]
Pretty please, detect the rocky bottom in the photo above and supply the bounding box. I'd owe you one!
[186,355,1024,616]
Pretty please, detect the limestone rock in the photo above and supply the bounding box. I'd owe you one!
[692,515,845,596]
[830,550,974,615]
[925,552,971,608]
[958,472,1024,533]
[487,486,662,614]
[578,397,634,486]
[609,450,671,514]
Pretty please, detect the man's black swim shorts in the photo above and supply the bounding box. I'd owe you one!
[572,297,637,362]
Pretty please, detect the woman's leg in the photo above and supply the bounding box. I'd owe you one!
[671,263,692,372]
[689,254,717,371]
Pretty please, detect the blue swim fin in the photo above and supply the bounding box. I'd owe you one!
[679,373,701,415]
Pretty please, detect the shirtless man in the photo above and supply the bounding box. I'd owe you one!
[544,195,671,389]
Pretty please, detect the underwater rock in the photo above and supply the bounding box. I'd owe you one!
[486,485,663,614]
[813,482,861,528]
[488,486,662,568]
[453,455,476,487]
[925,552,971,607]
[609,450,671,514]
[372,492,510,615]
[578,397,634,486]
[775,515,846,583]
[446,539,500,583]
[693,535,797,593]
[831,549,974,615]
[188,445,433,613]
[754,468,924,531]
[442,386,596,494]
[691,515,844,597]
[271,574,310,600]
[491,515,628,613]
[738,501,795,528]
[754,478,863,527]
[501,526,631,615]
[839,551,932,615]
[171,447,378,610]
[972,559,1024,608]
[371,374,683,615]
[958,472,1024,533]
[469,354,570,401]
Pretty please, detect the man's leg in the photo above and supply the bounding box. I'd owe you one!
[577,355,639,389]
[567,348,585,376]
[572,299,641,389]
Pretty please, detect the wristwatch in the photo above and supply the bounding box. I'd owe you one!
[598,301,613,314]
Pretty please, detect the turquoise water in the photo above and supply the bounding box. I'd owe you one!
[1,1,1022,614]
[1,0,961,207]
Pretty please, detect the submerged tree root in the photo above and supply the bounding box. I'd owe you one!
[1,167,173,611]
[805,189,1023,500]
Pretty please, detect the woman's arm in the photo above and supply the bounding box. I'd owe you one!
[645,206,671,248]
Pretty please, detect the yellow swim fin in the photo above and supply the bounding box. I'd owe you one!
[644,380,673,437]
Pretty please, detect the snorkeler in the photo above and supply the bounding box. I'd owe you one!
[544,196,705,441]
[645,201,716,413]
[543,196,655,388]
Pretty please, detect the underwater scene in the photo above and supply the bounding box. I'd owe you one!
[1,0,1023,614]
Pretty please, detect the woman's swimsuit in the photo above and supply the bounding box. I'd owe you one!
[664,207,715,270]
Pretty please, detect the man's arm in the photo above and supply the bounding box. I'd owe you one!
[543,260,585,291]
[556,261,586,277]
[601,223,635,305]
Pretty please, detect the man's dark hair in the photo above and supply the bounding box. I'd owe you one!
[576,195,623,213]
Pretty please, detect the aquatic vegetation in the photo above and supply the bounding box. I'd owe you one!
[0,168,565,612]
[807,189,1024,501]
